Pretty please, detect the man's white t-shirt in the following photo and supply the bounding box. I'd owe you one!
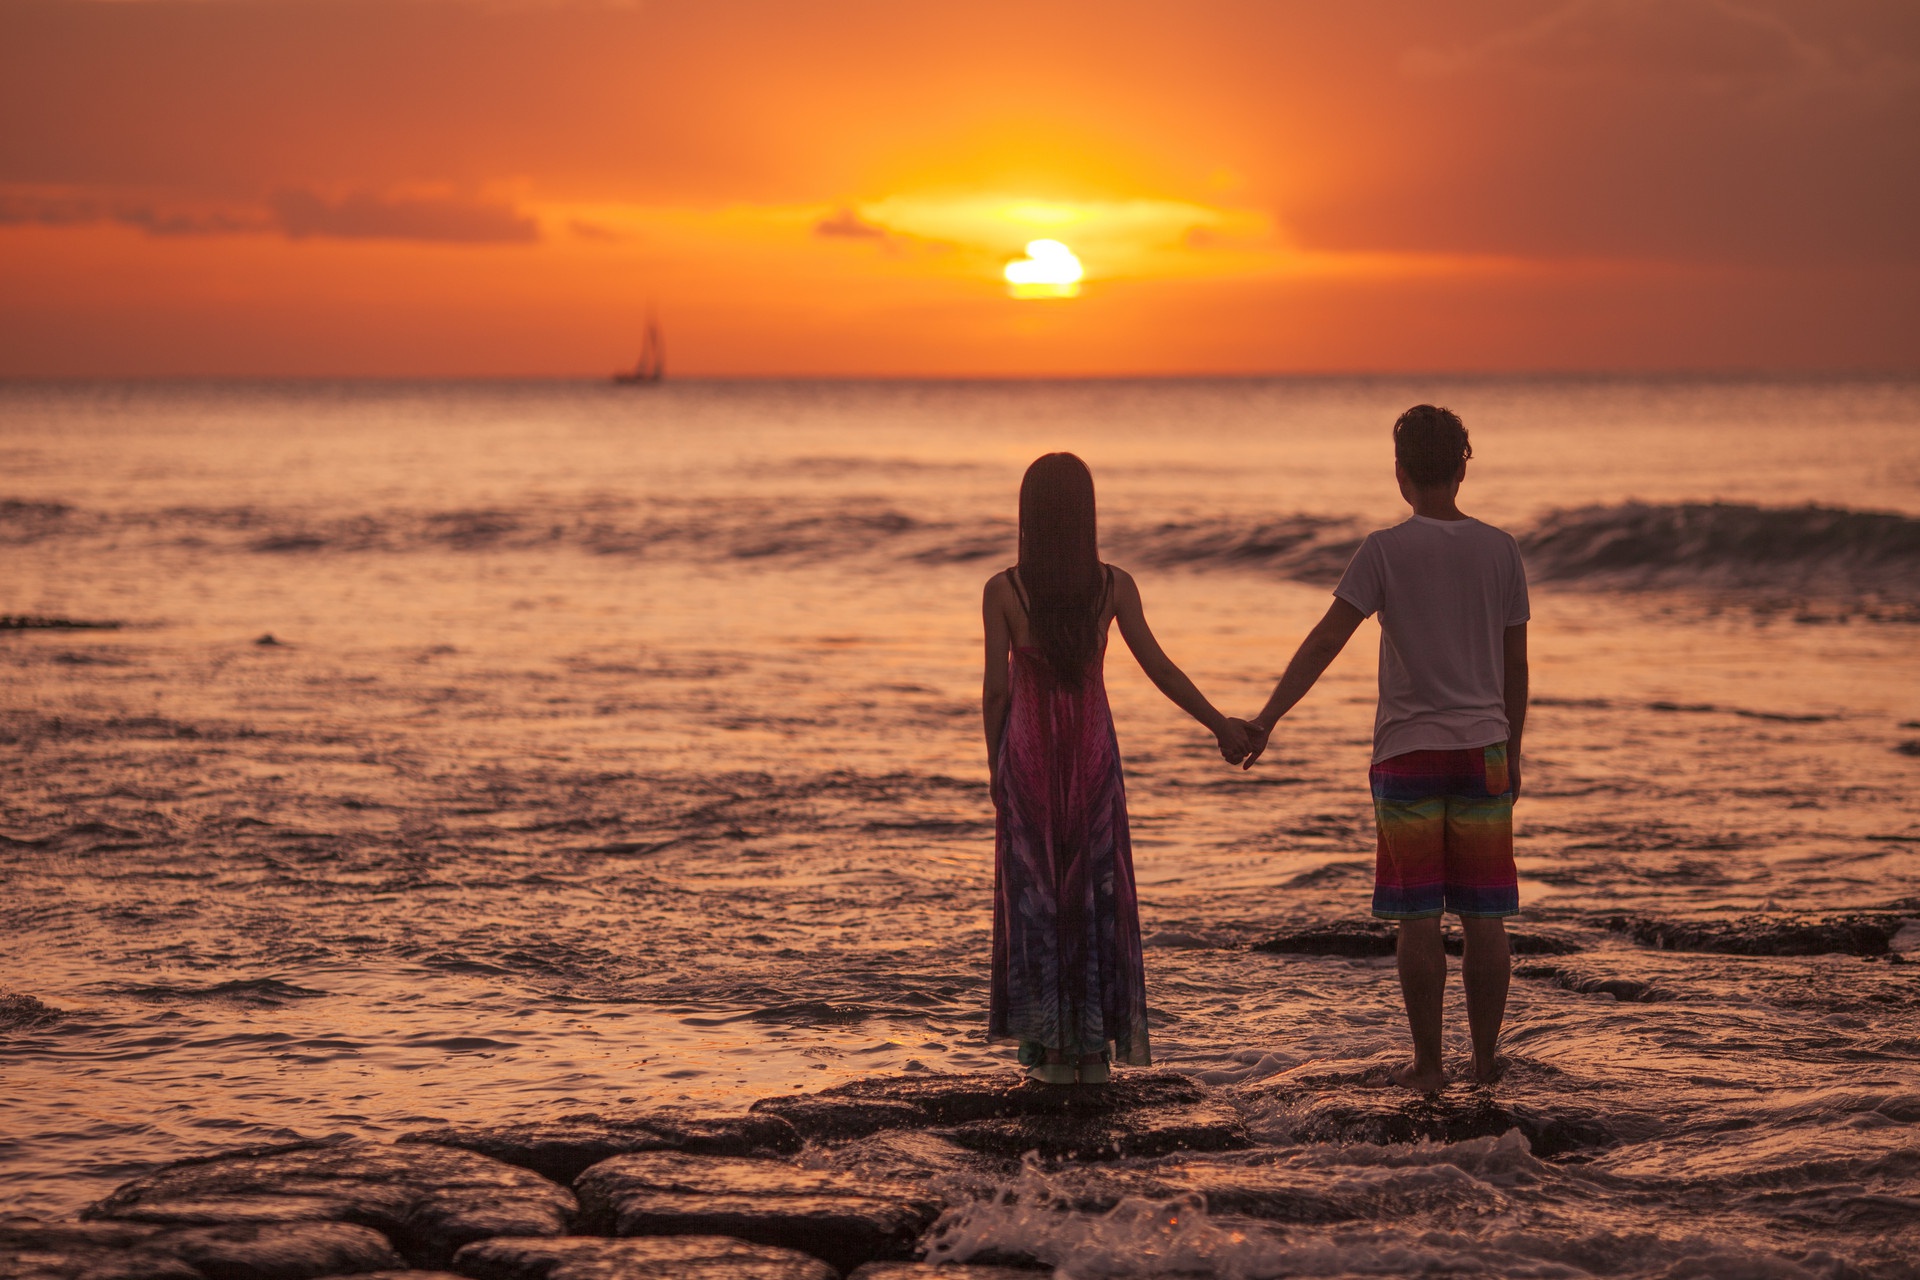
[1333,515,1530,763]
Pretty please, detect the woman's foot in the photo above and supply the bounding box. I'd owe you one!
[1470,1054,1508,1086]
[1026,1061,1076,1085]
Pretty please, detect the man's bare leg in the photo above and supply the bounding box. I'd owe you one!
[1460,916,1511,1083]
[1391,916,1447,1091]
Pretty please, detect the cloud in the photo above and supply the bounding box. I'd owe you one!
[270,189,540,244]
[0,191,96,228]
[1402,0,1901,92]
[810,204,961,257]
[0,184,539,244]
[0,189,268,235]
[854,193,1272,277]
[813,207,890,240]
[568,218,626,242]
[114,205,268,236]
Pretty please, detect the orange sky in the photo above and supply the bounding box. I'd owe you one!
[2,0,1916,376]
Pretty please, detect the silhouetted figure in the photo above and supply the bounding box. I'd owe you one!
[983,453,1250,1085]
[1241,406,1530,1090]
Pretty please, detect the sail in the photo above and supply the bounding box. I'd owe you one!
[614,315,664,384]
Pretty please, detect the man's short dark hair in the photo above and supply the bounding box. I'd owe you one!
[1393,404,1472,488]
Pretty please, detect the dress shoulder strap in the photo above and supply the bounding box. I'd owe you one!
[1006,567,1032,616]
[1010,565,1111,617]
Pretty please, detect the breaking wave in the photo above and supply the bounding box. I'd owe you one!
[4,498,1916,600]
[1521,502,1920,593]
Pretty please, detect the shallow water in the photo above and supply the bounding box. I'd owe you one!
[2,377,1918,1276]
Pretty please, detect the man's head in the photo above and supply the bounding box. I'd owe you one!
[1393,404,1471,493]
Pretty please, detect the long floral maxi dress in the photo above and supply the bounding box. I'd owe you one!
[988,626,1152,1067]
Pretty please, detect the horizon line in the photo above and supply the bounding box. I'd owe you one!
[4,366,1918,386]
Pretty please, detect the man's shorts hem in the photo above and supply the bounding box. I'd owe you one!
[1371,907,1519,921]
[1370,743,1519,923]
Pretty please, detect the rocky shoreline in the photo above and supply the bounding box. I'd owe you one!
[2,1066,1629,1280]
[8,906,1917,1279]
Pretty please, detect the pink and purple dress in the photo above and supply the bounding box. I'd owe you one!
[988,571,1152,1067]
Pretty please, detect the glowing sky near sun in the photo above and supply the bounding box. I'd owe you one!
[0,0,1914,376]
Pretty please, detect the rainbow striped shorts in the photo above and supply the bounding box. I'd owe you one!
[1370,742,1518,920]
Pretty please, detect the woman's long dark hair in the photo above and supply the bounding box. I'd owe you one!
[1017,453,1105,686]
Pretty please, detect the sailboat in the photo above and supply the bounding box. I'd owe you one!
[613,316,664,385]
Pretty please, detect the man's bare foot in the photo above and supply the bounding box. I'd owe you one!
[1470,1054,1508,1086]
[1389,1060,1447,1092]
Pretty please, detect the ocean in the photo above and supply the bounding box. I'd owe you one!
[2,376,1917,1276]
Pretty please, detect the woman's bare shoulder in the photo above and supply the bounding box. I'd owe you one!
[983,567,1018,601]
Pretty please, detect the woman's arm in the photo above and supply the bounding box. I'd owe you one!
[1111,567,1249,762]
[982,573,1014,793]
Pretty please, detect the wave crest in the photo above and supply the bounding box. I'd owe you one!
[1522,502,1920,591]
[4,497,1915,601]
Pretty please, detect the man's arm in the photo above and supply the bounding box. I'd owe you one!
[1503,621,1528,800]
[1243,598,1366,766]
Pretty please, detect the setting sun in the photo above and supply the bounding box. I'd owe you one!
[1004,239,1084,299]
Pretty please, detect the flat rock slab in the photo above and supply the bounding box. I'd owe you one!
[1,1222,202,1280]
[84,1138,575,1268]
[1253,923,1581,958]
[1270,1088,1616,1158]
[154,1223,398,1280]
[943,1098,1249,1161]
[751,1071,1210,1142]
[744,1099,929,1143]
[849,1267,1047,1280]
[1515,962,1677,1003]
[0,1220,397,1280]
[1605,912,1903,956]
[453,1234,835,1280]
[402,1114,801,1185]
[812,1130,992,1185]
[574,1153,941,1274]
[1009,1160,1504,1226]
[755,1070,1244,1164]
[1252,923,1396,957]
[1498,930,1584,957]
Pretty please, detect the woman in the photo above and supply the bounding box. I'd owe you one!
[984,453,1249,1084]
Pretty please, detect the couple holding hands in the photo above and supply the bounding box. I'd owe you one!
[983,405,1530,1091]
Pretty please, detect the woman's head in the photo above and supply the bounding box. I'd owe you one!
[1017,453,1103,685]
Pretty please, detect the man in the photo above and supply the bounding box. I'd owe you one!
[1241,404,1529,1090]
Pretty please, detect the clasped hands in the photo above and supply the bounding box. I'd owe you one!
[1213,715,1272,769]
